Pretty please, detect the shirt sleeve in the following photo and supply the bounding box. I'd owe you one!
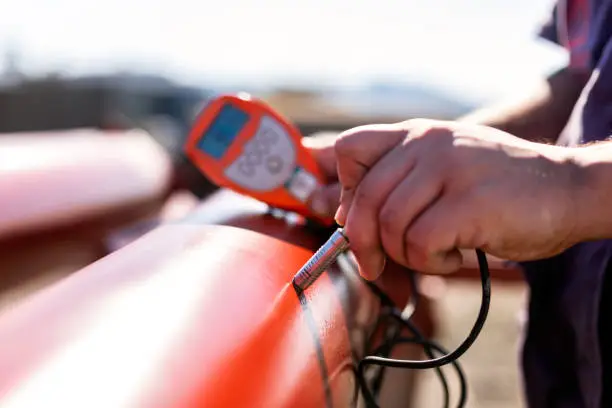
[538,4,561,46]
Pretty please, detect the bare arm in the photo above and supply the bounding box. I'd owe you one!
[458,66,589,268]
[571,142,612,242]
[307,66,591,270]
[459,67,590,144]
[456,142,612,263]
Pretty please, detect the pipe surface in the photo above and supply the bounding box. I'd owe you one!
[0,190,390,408]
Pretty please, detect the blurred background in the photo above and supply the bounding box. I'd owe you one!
[0,0,566,132]
[0,0,564,407]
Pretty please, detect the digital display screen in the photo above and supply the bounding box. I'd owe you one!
[197,103,249,159]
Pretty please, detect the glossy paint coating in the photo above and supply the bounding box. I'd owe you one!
[0,128,172,239]
[0,222,360,407]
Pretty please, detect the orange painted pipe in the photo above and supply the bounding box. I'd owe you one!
[0,189,408,408]
[0,128,172,239]
[0,128,175,309]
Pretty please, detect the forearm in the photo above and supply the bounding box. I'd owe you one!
[459,141,612,265]
[459,67,589,144]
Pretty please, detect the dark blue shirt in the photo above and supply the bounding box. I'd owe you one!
[521,1,612,407]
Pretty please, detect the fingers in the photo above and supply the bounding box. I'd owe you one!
[343,144,417,280]
[301,134,342,218]
[378,160,465,275]
[334,124,408,225]
[312,119,468,276]
[404,197,464,274]
[307,183,342,217]
[379,161,445,268]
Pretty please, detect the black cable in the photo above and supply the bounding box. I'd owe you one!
[300,219,490,407]
[365,271,430,403]
[362,301,454,408]
[377,309,468,408]
[373,336,468,407]
[368,311,453,408]
[356,249,491,408]
[358,269,453,406]
[364,249,490,369]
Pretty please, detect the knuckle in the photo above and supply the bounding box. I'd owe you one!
[397,118,422,131]
[406,224,437,259]
[402,118,432,129]
[334,130,357,157]
[352,185,375,209]
[334,124,374,157]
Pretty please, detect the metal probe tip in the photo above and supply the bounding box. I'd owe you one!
[291,228,350,293]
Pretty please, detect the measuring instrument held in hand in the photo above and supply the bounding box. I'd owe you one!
[184,93,334,226]
[184,92,348,292]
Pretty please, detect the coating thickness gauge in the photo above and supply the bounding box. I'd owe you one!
[184,93,350,293]
[184,93,333,226]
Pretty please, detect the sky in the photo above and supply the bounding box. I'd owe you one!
[0,0,567,101]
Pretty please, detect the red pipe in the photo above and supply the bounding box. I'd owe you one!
[0,190,395,407]
[0,128,172,239]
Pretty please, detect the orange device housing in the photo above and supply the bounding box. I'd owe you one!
[184,94,333,226]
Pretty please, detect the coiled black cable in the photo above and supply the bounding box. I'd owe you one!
[302,217,491,407]
[355,249,491,408]
[364,307,455,408]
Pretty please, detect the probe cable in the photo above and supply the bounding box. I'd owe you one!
[356,249,491,408]
[361,278,457,408]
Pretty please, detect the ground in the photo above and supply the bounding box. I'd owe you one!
[413,281,528,408]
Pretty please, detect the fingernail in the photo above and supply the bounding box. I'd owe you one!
[360,253,386,281]
[310,193,329,216]
[334,206,346,226]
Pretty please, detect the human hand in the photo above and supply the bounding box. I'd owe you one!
[302,132,342,217]
[334,119,581,280]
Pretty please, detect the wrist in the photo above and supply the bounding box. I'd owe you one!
[564,143,612,242]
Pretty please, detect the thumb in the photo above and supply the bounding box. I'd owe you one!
[334,123,408,225]
[307,182,342,218]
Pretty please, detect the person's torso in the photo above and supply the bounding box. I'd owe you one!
[521,1,612,408]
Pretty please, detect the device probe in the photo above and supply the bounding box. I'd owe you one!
[291,227,349,292]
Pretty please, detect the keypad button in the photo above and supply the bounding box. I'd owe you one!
[223,115,296,192]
